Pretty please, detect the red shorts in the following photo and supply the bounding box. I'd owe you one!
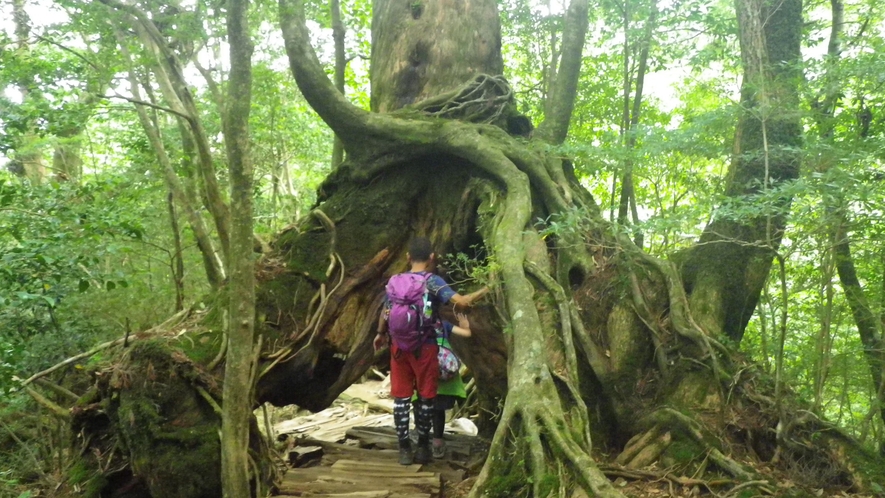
[390,342,439,399]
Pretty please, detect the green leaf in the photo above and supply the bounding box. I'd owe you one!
[79,279,90,292]
[105,280,116,291]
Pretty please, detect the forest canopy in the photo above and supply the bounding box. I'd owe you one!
[2,0,885,496]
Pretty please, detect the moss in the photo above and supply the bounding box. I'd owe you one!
[177,329,222,366]
[484,469,529,498]
[109,341,223,497]
[537,473,560,497]
[67,459,106,498]
[664,439,702,466]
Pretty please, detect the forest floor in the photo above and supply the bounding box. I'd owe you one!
[268,380,881,498]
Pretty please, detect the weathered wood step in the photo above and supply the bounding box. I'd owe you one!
[279,466,440,498]
[331,459,423,473]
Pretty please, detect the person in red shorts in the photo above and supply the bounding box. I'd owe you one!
[374,237,487,465]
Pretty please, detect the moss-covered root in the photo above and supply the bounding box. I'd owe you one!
[616,408,770,489]
[468,398,625,498]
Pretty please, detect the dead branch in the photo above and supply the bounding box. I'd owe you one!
[25,387,70,419]
[21,308,190,388]
[34,378,80,403]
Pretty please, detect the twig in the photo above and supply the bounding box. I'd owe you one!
[25,387,70,419]
[35,35,101,71]
[34,378,80,403]
[724,480,773,497]
[101,93,193,120]
[207,332,228,371]
[195,386,222,416]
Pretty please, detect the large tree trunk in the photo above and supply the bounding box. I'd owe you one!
[370,0,502,112]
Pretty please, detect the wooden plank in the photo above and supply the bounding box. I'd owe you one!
[275,408,346,434]
[310,414,393,442]
[277,483,433,497]
[320,492,391,498]
[345,427,400,449]
[344,426,479,459]
[331,459,422,472]
[289,445,324,467]
[277,479,438,496]
[282,468,438,487]
[331,469,438,478]
[298,438,401,461]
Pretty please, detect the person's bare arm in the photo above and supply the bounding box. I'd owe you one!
[449,286,490,308]
[451,313,472,338]
[373,309,389,351]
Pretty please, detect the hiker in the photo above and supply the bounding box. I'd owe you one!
[373,237,487,465]
[429,312,472,459]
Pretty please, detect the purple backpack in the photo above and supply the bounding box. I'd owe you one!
[385,273,433,353]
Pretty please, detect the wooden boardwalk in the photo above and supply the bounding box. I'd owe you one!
[276,427,482,498]
[277,440,441,498]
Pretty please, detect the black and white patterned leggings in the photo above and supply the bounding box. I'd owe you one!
[393,397,433,445]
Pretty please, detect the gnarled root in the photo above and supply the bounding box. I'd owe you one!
[469,394,625,498]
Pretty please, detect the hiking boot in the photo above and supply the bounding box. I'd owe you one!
[398,441,414,465]
[432,439,446,459]
[414,442,431,464]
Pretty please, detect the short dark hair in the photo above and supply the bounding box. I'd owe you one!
[408,237,433,262]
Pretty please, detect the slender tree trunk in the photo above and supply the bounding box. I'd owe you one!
[221,0,255,494]
[166,192,186,311]
[11,0,45,183]
[330,0,346,168]
[534,0,589,145]
[616,1,657,249]
[810,0,885,437]
[813,243,835,412]
[100,0,232,261]
[117,33,225,288]
[832,213,885,448]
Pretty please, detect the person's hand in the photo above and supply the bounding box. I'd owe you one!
[456,312,470,330]
[467,286,490,306]
[373,333,388,352]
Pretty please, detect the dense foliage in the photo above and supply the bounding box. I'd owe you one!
[2,0,885,494]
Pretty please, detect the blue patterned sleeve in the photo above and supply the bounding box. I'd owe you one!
[426,274,456,304]
[442,321,453,340]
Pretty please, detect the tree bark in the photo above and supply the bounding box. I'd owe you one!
[101,0,232,261]
[534,0,589,145]
[369,0,503,113]
[118,34,225,289]
[11,0,46,184]
[616,1,658,249]
[221,0,256,494]
[832,217,885,441]
[166,192,186,311]
[330,0,346,168]
[681,0,802,343]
